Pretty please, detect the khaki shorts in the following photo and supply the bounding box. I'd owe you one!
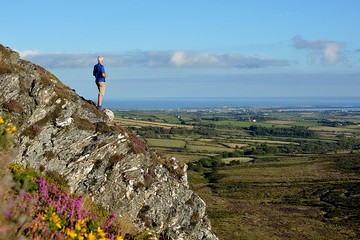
[96,81,106,96]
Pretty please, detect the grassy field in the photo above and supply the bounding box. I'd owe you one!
[221,157,254,164]
[203,154,359,240]
[233,138,300,145]
[187,144,233,153]
[113,109,360,240]
[147,138,186,148]
[114,117,193,129]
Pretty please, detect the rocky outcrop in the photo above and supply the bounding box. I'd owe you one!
[0,45,218,240]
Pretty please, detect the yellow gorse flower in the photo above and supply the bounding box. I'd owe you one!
[8,163,26,175]
[0,116,16,137]
[85,231,96,240]
[41,211,62,229]
[66,228,78,239]
[75,221,82,231]
[49,212,62,229]
[116,235,124,240]
[97,226,106,238]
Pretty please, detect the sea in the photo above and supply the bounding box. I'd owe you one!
[103,97,360,111]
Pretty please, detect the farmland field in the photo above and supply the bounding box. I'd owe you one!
[221,157,253,163]
[147,138,186,148]
[113,108,360,240]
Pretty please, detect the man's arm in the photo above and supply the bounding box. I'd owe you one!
[101,66,108,78]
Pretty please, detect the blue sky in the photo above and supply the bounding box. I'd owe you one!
[2,1,360,103]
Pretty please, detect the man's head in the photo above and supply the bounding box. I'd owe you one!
[97,56,104,64]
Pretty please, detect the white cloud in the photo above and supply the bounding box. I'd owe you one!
[324,42,341,64]
[293,35,346,64]
[19,49,290,69]
[170,51,186,66]
[17,49,41,58]
[168,51,223,67]
[20,52,96,68]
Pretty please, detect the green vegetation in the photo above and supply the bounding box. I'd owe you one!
[113,107,360,240]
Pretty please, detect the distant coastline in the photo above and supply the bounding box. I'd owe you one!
[102,97,360,110]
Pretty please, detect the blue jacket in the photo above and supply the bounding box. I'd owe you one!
[93,63,106,82]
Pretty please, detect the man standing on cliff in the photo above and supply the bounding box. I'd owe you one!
[93,56,108,109]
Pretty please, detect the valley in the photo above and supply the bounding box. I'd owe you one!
[114,107,360,240]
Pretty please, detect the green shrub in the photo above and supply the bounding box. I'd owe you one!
[0,116,17,149]
[8,163,40,193]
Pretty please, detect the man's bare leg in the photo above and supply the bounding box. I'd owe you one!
[98,94,103,108]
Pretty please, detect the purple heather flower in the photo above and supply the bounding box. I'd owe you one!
[23,192,33,201]
[4,209,11,219]
[37,177,48,201]
[75,196,83,219]
[105,214,117,229]
[69,200,76,223]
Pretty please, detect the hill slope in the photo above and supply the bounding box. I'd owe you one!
[0,45,218,240]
